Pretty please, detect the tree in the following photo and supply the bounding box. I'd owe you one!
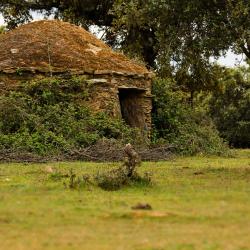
[0,0,114,29]
[0,26,6,34]
[151,77,228,155]
[209,66,250,147]
[112,0,250,68]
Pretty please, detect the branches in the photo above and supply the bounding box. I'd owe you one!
[240,42,250,59]
[0,0,114,28]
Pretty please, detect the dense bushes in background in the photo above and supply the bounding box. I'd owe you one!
[209,67,250,148]
[0,77,139,156]
[152,78,228,155]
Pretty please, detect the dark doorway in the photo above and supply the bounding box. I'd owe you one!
[118,88,146,129]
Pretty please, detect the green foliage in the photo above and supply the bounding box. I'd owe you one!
[95,167,128,191]
[0,77,138,155]
[112,0,250,67]
[209,67,250,148]
[0,25,5,34]
[152,78,228,155]
[175,64,223,101]
[95,166,152,191]
[63,169,92,189]
[0,1,248,159]
[0,0,113,29]
[95,170,152,191]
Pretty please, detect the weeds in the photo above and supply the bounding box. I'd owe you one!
[62,144,153,191]
[95,143,144,190]
[95,166,129,191]
[63,169,93,189]
[61,167,153,191]
[49,172,68,181]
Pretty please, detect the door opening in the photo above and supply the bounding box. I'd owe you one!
[118,88,146,129]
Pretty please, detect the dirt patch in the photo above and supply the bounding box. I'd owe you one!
[0,20,148,75]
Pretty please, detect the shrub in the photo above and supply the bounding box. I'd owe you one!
[61,145,152,191]
[63,169,92,189]
[0,77,139,156]
[152,78,229,155]
[209,67,250,148]
[95,169,152,191]
[95,167,129,191]
[0,26,5,34]
[94,144,152,191]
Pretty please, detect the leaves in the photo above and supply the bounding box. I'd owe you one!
[209,66,250,147]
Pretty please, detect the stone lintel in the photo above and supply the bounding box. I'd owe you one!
[87,79,108,84]
[118,86,147,91]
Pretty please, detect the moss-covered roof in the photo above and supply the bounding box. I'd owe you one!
[0,20,149,75]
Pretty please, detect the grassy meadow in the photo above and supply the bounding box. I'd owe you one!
[0,150,250,250]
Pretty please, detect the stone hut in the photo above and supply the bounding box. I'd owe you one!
[0,20,153,135]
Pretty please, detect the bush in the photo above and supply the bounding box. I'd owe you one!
[0,26,5,34]
[61,144,152,191]
[95,167,129,191]
[95,170,152,191]
[152,78,228,155]
[0,77,139,156]
[209,67,250,148]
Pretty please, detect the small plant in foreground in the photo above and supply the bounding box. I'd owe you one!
[61,144,153,191]
[129,171,153,187]
[49,172,69,181]
[95,168,152,191]
[95,166,128,191]
[63,169,92,189]
[95,144,152,191]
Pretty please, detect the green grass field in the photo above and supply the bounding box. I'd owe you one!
[0,150,250,250]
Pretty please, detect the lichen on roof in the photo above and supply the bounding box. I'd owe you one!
[0,20,149,75]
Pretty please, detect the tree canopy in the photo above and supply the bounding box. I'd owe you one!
[112,0,249,67]
[209,66,250,147]
[0,1,113,28]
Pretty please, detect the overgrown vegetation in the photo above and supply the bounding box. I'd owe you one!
[0,77,139,156]
[2,68,249,158]
[152,78,229,155]
[209,67,250,148]
[0,25,5,34]
[47,144,152,191]
[93,144,151,190]
[1,72,241,159]
[152,65,250,153]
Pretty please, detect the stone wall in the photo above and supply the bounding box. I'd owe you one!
[0,71,153,135]
[85,73,152,134]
